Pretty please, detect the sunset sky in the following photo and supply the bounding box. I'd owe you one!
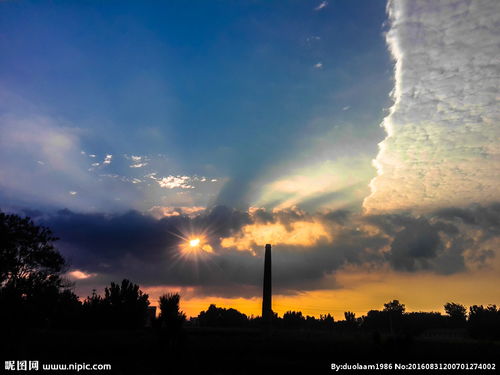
[1,0,499,318]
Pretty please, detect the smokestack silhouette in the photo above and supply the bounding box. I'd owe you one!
[262,244,272,324]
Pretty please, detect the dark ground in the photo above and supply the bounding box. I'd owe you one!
[2,328,499,374]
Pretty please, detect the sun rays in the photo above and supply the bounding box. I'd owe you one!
[163,223,220,281]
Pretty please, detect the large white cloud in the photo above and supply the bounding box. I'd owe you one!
[364,0,500,213]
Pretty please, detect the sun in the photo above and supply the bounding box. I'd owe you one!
[185,237,213,253]
[189,238,200,247]
[168,225,216,261]
[177,234,214,257]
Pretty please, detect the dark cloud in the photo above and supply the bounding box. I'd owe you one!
[367,213,467,274]
[193,205,252,238]
[23,202,499,298]
[386,217,442,272]
[322,209,351,224]
[434,203,500,234]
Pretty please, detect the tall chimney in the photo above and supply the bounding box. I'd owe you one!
[262,244,272,324]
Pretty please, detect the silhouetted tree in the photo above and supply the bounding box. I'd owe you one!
[383,300,405,334]
[82,289,109,329]
[344,311,356,323]
[319,313,335,329]
[81,280,150,329]
[363,300,406,333]
[198,304,248,327]
[0,212,75,329]
[402,312,445,335]
[343,311,358,329]
[362,310,386,331]
[468,304,500,339]
[444,302,467,326]
[159,293,186,330]
[383,300,405,314]
[0,212,66,294]
[52,289,82,328]
[283,311,305,329]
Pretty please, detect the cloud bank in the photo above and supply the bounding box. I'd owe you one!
[364,0,500,213]
[27,203,499,298]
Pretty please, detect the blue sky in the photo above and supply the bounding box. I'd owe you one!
[1,0,392,212]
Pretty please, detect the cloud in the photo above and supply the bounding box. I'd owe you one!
[314,1,328,11]
[305,36,321,44]
[32,202,500,298]
[102,154,113,165]
[67,269,97,280]
[130,162,148,168]
[364,0,500,213]
[156,175,194,189]
[144,173,217,190]
[125,154,149,168]
[148,205,206,219]
[0,105,96,210]
[382,215,460,272]
[314,62,323,69]
[220,218,332,251]
[0,104,220,211]
[434,203,500,234]
[0,91,188,212]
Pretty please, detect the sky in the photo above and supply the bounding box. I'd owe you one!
[1,0,499,318]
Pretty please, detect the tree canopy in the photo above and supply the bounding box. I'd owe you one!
[0,212,66,295]
[0,212,78,328]
[444,302,467,322]
[159,292,186,330]
[383,300,406,314]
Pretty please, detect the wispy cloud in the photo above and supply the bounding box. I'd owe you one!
[314,1,328,11]
[305,36,321,43]
[130,162,148,168]
[124,154,149,168]
[148,205,206,219]
[0,90,161,212]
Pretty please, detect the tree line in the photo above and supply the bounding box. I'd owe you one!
[1,211,499,340]
[193,301,500,340]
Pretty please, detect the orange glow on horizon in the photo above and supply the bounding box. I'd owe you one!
[142,266,500,320]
